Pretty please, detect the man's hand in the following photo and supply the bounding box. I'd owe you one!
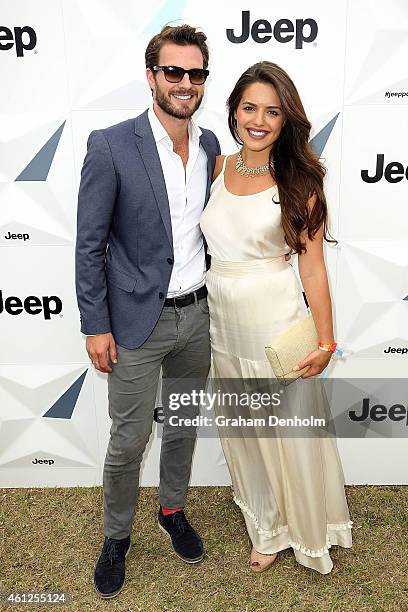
[86,332,117,373]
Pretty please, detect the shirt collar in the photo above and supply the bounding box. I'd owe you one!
[188,114,202,144]
[148,104,202,146]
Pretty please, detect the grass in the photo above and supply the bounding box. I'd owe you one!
[1,486,407,611]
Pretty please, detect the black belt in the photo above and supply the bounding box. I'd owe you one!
[164,285,207,308]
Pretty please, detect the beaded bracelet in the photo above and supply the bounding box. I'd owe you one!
[318,342,337,352]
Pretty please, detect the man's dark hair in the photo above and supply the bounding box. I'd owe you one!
[145,24,209,70]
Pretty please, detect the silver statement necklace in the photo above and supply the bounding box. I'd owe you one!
[235,149,274,178]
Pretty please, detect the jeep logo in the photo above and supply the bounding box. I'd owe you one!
[0,26,37,57]
[32,458,55,465]
[4,231,30,241]
[0,290,62,319]
[384,346,408,355]
[349,398,408,425]
[361,154,408,183]
[226,11,318,48]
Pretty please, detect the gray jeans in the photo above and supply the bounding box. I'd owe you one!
[103,297,211,539]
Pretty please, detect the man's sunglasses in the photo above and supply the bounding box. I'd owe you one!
[151,65,209,85]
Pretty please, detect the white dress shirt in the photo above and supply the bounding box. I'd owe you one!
[148,106,208,297]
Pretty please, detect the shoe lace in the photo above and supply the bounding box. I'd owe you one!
[172,512,189,534]
[102,538,121,566]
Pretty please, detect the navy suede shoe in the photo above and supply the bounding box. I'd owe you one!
[93,535,131,599]
[158,508,204,563]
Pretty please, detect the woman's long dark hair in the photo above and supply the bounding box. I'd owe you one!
[227,61,337,254]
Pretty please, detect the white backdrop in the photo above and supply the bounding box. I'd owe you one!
[1,0,408,487]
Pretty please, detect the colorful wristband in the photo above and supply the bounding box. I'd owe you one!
[318,342,337,353]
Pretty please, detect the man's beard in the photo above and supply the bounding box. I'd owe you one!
[155,82,203,119]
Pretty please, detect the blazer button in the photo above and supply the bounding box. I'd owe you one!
[159,292,164,299]
[167,258,173,265]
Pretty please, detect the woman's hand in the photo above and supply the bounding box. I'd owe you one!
[292,348,333,378]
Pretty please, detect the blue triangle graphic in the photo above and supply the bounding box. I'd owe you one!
[43,370,88,419]
[144,0,187,34]
[310,113,340,157]
[16,121,66,181]
[403,295,408,301]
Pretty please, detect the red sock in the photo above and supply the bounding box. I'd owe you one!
[161,506,182,516]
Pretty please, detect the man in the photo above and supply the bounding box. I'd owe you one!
[75,24,220,599]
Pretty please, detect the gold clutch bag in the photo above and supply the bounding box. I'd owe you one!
[265,314,318,386]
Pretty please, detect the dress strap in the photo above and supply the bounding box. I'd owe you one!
[212,155,229,189]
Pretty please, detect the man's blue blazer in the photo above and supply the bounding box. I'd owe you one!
[75,109,220,349]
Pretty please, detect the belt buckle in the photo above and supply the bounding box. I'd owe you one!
[181,291,194,308]
[174,294,186,308]
[172,289,199,308]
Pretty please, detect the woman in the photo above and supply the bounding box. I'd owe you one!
[200,62,352,574]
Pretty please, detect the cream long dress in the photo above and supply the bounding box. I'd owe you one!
[200,156,352,574]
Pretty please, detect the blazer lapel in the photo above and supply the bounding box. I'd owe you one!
[199,130,215,205]
[134,111,173,247]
